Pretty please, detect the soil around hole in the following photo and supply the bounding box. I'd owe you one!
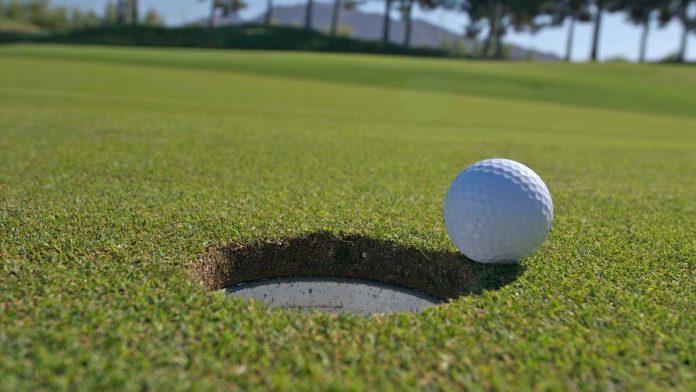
[190,231,523,301]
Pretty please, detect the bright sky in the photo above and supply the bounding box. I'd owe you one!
[54,0,696,62]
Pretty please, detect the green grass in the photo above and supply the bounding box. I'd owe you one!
[0,44,694,390]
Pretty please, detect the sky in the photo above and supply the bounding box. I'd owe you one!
[54,0,696,62]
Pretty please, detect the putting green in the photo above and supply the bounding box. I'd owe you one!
[0,44,694,390]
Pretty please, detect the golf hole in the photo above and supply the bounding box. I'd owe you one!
[191,231,522,315]
[225,277,440,315]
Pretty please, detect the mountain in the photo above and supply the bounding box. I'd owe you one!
[215,3,559,61]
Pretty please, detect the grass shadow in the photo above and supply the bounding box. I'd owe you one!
[190,231,523,301]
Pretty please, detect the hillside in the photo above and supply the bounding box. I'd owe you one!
[216,3,560,60]
[0,18,43,33]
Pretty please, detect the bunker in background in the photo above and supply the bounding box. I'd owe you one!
[225,277,441,315]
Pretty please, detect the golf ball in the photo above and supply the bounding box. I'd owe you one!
[444,158,553,264]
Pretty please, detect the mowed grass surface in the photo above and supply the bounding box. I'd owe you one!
[0,44,694,390]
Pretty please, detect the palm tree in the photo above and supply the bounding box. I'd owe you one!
[625,0,664,62]
[491,2,505,58]
[669,0,694,62]
[265,0,273,25]
[589,0,623,61]
[131,0,138,24]
[565,11,577,61]
[589,0,604,61]
[401,0,414,47]
[116,0,127,25]
[207,0,218,27]
[330,0,342,36]
[207,0,246,28]
[400,0,440,48]
[463,0,497,58]
[465,0,543,59]
[545,0,591,62]
[639,17,651,62]
[305,0,314,29]
[383,0,394,44]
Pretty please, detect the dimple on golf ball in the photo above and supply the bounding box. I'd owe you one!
[444,158,553,264]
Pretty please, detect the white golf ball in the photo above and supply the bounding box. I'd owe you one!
[444,158,553,264]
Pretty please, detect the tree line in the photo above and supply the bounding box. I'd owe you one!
[210,0,695,62]
[0,0,164,30]
[1,0,693,61]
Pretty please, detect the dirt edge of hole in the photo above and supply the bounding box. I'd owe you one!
[190,231,522,301]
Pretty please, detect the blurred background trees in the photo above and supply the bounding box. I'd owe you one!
[624,0,666,63]
[206,0,247,27]
[543,1,591,62]
[0,0,693,62]
[666,0,695,62]
[0,0,165,29]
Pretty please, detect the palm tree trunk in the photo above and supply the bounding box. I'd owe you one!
[639,17,649,63]
[330,0,341,36]
[494,31,503,59]
[209,0,217,28]
[265,0,273,25]
[492,4,504,59]
[565,13,576,62]
[382,0,392,44]
[677,18,688,62]
[131,0,138,25]
[590,2,603,62]
[305,0,314,30]
[116,0,127,25]
[482,31,493,58]
[403,0,413,47]
[482,6,498,58]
